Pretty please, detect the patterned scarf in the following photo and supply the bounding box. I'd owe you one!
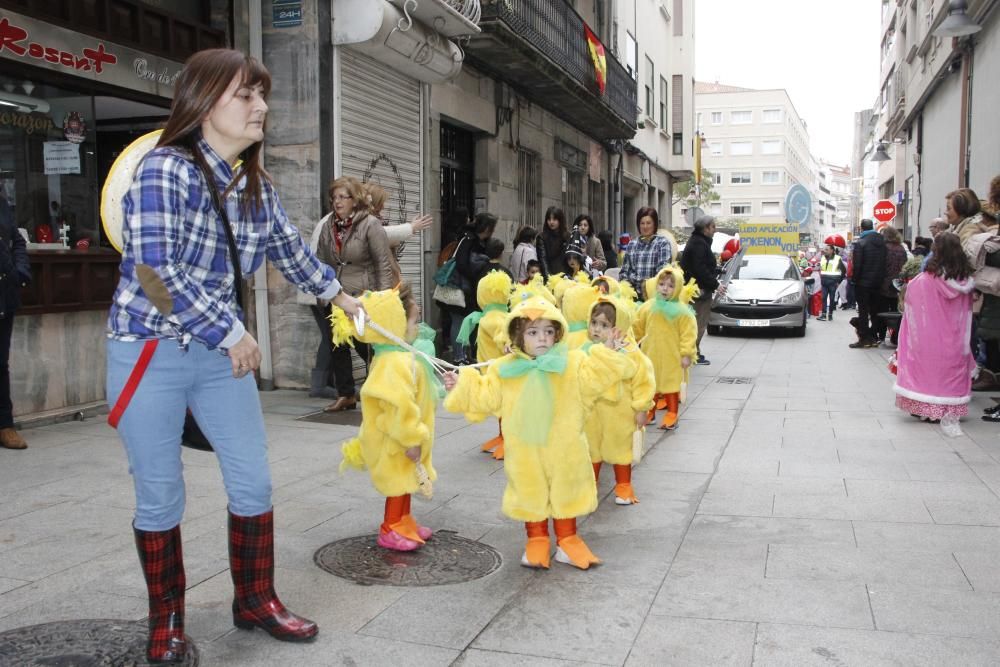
[333,215,354,254]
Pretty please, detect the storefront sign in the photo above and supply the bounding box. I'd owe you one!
[0,109,53,134]
[0,11,183,98]
[738,221,800,256]
[273,2,303,28]
[43,141,81,175]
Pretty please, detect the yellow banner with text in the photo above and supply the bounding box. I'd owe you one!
[738,221,800,256]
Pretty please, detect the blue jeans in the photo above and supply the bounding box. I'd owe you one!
[106,339,272,531]
[821,277,841,313]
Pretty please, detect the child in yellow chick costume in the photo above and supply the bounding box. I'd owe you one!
[456,270,513,459]
[584,297,656,504]
[336,284,439,552]
[560,283,600,349]
[442,294,631,570]
[632,265,698,430]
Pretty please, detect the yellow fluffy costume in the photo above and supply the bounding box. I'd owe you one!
[583,297,655,504]
[632,265,698,429]
[458,269,513,457]
[560,283,600,349]
[337,288,438,549]
[443,295,631,569]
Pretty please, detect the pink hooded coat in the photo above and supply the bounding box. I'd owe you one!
[894,272,976,405]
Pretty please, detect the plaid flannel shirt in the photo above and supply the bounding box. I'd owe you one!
[108,136,340,350]
[619,234,673,299]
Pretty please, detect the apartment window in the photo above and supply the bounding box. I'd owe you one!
[710,111,722,125]
[709,202,722,214]
[731,202,752,216]
[671,74,683,154]
[761,201,781,215]
[762,109,782,123]
[762,140,782,155]
[589,180,605,229]
[762,170,782,185]
[712,172,722,185]
[731,110,752,124]
[517,148,540,228]
[562,167,583,218]
[660,77,668,128]
[625,32,637,79]
[644,56,654,118]
[673,0,683,36]
[709,142,722,156]
[730,141,752,156]
[731,171,751,184]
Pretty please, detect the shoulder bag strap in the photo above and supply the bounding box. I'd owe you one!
[191,147,244,315]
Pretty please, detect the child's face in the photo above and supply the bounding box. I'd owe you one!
[595,279,610,294]
[567,256,581,272]
[588,312,614,344]
[657,274,675,298]
[522,319,557,357]
[405,305,421,342]
[526,266,540,281]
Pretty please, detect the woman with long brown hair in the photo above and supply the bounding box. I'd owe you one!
[105,48,360,663]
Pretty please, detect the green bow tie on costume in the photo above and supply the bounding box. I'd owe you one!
[372,335,445,402]
[651,294,693,320]
[456,303,508,346]
[498,343,568,446]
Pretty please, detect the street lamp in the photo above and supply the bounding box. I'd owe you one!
[933,0,982,37]
[871,143,891,162]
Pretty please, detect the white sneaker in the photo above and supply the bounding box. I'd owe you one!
[615,496,636,505]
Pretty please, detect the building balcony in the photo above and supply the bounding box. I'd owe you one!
[465,0,637,140]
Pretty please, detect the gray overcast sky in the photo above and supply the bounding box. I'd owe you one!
[695,0,882,166]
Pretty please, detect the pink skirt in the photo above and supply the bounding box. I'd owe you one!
[895,395,968,421]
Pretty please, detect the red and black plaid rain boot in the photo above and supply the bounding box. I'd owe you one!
[134,525,187,664]
[228,509,318,642]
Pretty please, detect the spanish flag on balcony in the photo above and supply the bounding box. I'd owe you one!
[584,24,607,95]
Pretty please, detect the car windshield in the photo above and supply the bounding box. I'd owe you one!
[731,256,799,281]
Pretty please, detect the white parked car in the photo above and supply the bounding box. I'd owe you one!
[708,254,807,337]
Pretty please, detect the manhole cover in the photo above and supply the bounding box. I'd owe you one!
[716,376,753,384]
[0,619,199,666]
[296,409,363,426]
[314,531,502,587]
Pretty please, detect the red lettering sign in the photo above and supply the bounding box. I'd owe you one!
[0,16,117,74]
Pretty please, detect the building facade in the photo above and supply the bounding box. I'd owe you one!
[613,0,696,233]
[687,84,813,231]
[873,0,1000,240]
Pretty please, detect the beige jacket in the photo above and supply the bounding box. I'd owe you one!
[954,213,995,245]
[314,212,394,297]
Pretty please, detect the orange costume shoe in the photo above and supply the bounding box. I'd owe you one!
[399,495,432,541]
[552,518,601,569]
[492,440,505,460]
[613,464,639,505]
[659,392,679,430]
[480,434,503,453]
[521,520,551,569]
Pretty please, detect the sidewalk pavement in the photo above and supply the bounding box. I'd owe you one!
[2,313,1000,666]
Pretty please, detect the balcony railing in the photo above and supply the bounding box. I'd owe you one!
[473,0,637,138]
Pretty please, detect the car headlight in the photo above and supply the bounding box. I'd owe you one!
[716,293,735,304]
[775,292,800,304]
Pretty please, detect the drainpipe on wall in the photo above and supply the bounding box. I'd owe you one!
[248,0,275,390]
[959,44,974,188]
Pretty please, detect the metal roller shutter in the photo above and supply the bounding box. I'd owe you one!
[340,48,424,304]
[339,48,424,383]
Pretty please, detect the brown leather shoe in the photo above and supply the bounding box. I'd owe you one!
[0,428,27,449]
[323,395,357,412]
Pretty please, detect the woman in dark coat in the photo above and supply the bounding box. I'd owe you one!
[540,206,569,276]
[449,212,497,363]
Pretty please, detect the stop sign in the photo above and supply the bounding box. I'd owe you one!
[873,199,897,223]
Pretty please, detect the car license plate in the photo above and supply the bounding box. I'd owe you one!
[737,319,769,327]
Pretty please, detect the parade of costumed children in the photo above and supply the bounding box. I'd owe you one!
[583,295,656,504]
[632,265,699,430]
[443,289,632,569]
[335,283,441,552]
[456,269,513,460]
